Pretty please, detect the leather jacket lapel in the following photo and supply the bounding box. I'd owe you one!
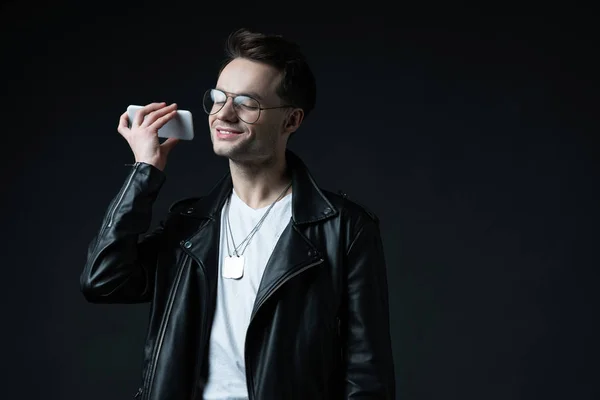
[177,173,231,280]
[250,223,324,319]
[183,217,221,284]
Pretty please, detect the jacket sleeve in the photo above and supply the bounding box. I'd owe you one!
[344,217,396,399]
[80,162,167,304]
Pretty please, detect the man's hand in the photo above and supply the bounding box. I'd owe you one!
[117,102,180,171]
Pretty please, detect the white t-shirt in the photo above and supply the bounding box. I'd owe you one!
[203,188,292,400]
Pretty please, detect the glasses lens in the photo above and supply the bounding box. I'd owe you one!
[203,89,226,115]
[233,96,260,123]
[202,89,261,123]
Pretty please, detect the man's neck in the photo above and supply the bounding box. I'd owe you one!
[228,153,292,210]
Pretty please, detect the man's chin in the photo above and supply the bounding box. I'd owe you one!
[213,144,242,159]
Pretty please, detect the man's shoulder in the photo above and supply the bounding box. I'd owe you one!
[322,189,380,224]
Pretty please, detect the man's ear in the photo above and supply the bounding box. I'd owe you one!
[284,108,304,133]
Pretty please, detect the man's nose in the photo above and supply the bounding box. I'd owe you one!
[216,97,238,121]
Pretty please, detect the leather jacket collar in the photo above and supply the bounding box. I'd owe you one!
[180,149,338,225]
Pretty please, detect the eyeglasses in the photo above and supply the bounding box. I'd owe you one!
[202,88,293,124]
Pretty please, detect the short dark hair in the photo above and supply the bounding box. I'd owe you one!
[219,28,316,119]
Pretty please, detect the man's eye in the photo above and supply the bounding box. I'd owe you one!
[239,104,259,111]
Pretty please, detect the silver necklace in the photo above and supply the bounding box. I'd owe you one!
[222,181,292,279]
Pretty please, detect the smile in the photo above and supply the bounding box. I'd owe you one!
[216,128,243,135]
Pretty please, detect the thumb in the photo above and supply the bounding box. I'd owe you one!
[161,137,180,155]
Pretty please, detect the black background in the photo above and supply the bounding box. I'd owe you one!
[2,5,598,400]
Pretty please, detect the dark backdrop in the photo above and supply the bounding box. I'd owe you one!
[1,5,598,400]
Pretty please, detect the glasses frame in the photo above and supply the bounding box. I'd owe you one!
[203,88,294,124]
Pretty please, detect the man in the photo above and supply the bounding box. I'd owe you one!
[81,28,395,399]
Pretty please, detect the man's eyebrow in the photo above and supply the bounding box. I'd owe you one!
[216,87,264,101]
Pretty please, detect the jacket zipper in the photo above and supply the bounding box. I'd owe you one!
[107,162,139,228]
[180,227,212,399]
[85,163,140,286]
[192,257,209,400]
[141,254,187,400]
[337,315,344,363]
[245,257,324,400]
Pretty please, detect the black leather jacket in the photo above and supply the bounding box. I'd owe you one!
[81,151,395,399]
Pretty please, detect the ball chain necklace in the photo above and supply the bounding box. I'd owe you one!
[222,181,293,279]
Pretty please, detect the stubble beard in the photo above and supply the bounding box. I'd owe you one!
[214,133,259,163]
[212,126,283,166]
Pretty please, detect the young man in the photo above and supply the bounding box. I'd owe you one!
[81,28,395,400]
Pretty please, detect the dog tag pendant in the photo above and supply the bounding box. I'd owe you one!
[223,255,244,279]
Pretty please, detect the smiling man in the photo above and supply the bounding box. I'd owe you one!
[81,28,396,400]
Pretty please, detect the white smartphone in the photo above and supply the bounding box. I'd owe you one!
[127,105,195,140]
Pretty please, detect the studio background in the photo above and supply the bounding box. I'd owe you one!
[1,6,598,400]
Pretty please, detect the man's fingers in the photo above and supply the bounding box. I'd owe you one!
[151,109,178,130]
[144,104,177,127]
[117,111,130,135]
[133,102,167,127]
